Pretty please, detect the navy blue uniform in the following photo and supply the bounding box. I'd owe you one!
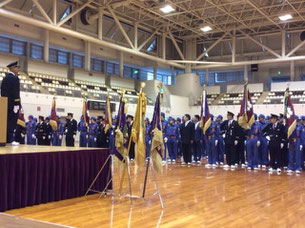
[0,72,20,143]
[166,122,179,161]
[246,121,261,169]
[88,122,98,147]
[288,123,302,171]
[205,121,219,165]
[52,121,64,146]
[259,120,269,166]
[64,119,77,147]
[145,124,151,158]
[193,122,202,163]
[161,119,168,161]
[35,122,46,145]
[78,120,88,147]
[26,119,36,145]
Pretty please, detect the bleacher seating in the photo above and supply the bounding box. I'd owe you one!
[218,91,262,105]
[194,93,219,106]
[264,89,305,104]
[28,72,82,97]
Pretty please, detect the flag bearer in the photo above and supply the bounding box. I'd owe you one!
[205,115,219,168]
[258,114,269,168]
[166,117,179,164]
[88,117,98,147]
[52,116,64,146]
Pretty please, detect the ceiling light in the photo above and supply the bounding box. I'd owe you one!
[200,26,212,32]
[279,14,292,21]
[160,5,175,14]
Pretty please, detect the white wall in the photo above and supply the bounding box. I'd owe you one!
[74,68,106,84]
[227,83,264,93]
[110,76,135,89]
[206,86,220,94]
[271,81,305,91]
[28,60,68,78]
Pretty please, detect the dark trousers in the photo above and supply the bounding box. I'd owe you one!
[6,109,18,143]
[193,141,201,162]
[129,142,135,159]
[66,135,75,147]
[225,143,236,166]
[269,143,282,169]
[37,138,44,146]
[182,142,192,163]
[281,142,289,167]
[237,141,245,164]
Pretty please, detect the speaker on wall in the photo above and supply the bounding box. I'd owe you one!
[251,64,258,72]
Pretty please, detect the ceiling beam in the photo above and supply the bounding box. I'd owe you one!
[286,39,305,57]
[137,29,159,51]
[0,0,13,8]
[31,0,53,24]
[168,29,185,60]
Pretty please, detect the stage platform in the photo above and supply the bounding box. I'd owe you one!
[0,145,110,212]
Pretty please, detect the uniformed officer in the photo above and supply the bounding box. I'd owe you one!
[165,117,179,164]
[125,115,135,160]
[88,117,98,147]
[246,114,261,170]
[145,117,151,159]
[52,116,64,146]
[35,116,45,146]
[220,111,239,169]
[44,117,53,146]
[263,114,286,173]
[279,113,289,169]
[288,116,302,174]
[216,115,224,166]
[26,115,36,145]
[78,116,88,147]
[236,114,246,167]
[161,112,168,161]
[258,114,269,168]
[193,115,202,164]
[64,113,77,147]
[205,115,219,168]
[0,61,21,145]
[97,116,110,148]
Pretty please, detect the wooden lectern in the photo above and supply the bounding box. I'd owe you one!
[0,97,8,146]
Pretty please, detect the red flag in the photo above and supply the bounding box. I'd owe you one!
[284,87,296,138]
[238,83,254,129]
[199,86,211,135]
[50,97,57,130]
[82,99,90,126]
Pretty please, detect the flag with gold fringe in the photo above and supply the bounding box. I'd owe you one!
[200,86,211,135]
[82,99,90,126]
[150,91,164,173]
[284,87,296,139]
[104,93,112,134]
[238,82,255,129]
[50,97,57,130]
[17,104,26,128]
[129,84,147,168]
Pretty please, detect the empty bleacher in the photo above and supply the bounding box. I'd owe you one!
[217,91,262,105]
[263,89,305,104]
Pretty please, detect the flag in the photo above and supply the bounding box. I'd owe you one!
[129,89,147,168]
[114,95,127,162]
[50,97,57,130]
[284,87,296,139]
[199,86,211,135]
[17,104,26,128]
[82,99,90,126]
[150,92,164,173]
[104,93,112,133]
[238,82,255,129]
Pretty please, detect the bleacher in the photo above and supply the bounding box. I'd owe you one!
[28,72,82,97]
[264,89,305,104]
[194,93,219,106]
[218,91,262,105]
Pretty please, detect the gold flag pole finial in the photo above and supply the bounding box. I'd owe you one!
[157,82,163,92]
[140,82,146,93]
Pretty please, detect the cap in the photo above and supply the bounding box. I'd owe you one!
[67,113,73,117]
[145,117,150,121]
[254,113,257,119]
[177,117,181,121]
[161,112,165,117]
[46,116,50,120]
[39,116,44,121]
[127,114,134,119]
[56,115,60,118]
[210,114,214,120]
[259,114,265,119]
[270,114,278,119]
[6,61,19,68]
[113,115,118,119]
[295,115,299,120]
[279,113,284,119]
[91,116,96,121]
[217,115,223,120]
[28,115,34,119]
[227,111,234,117]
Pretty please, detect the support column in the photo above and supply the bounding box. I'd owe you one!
[232,35,236,63]
[84,41,91,71]
[244,65,248,81]
[185,64,191,74]
[162,32,166,59]
[171,66,174,84]
[119,51,124,78]
[134,22,138,50]
[153,65,157,80]
[205,68,209,85]
[282,30,285,57]
[290,61,295,81]
[98,8,103,40]
[43,29,49,63]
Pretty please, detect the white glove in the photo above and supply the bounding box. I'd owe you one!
[300,145,303,151]
[164,137,168,143]
[48,135,51,139]
[245,141,247,146]
[43,136,46,140]
[73,135,75,139]
[257,141,261,147]
[59,135,62,140]
[223,135,225,138]
[266,136,270,141]
[234,140,238,146]
[32,134,36,139]
[13,105,19,114]
[86,135,88,139]
[21,133,24,138]
[65,129,68,133]
[287,143,289,149]
[280,143,284,149]
[149,140,151,145]
[94,137,97,142]
[215,140,218,146]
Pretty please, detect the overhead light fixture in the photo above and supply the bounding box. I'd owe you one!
[160,5,175,13]
[279,14,292,21]
[200,26,212,32]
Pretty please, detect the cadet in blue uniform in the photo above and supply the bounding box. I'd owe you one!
[166,117,179,164]
[176,118,182,158]
[258,114,269,168]
[193,115,202,164]
[263,114,286,173]
[44,117,53,146]
[288,116,302,174]
[88,117,98,147]
[78,116,88,147]
[64,113,77,147]
[145,118,151,159]
[35,116,45,146]
[205,115,219,168]
[52,116,64,146]
[26,115,36,145]
[246,114,261,170]
[0,61,21,145]
[216,115,224,166]
[161,112,168,161]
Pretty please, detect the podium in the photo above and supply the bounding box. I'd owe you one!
[0,97,7,146]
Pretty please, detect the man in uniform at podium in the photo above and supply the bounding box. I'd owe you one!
[0,61,21,146]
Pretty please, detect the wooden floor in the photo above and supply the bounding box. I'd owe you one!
[6,160,305,227]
